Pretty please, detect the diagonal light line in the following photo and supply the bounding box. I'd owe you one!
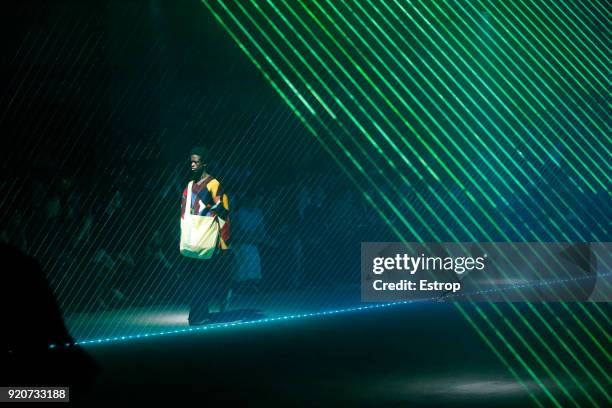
[412,0,607,312]
[207,2,612,404]
[229,0,466,242]
[252,0,604,312]
[287,0,551,244]
[201,0,407,246]
[350,0,607,251]
[303,0,520,199]
[504,0,611,93]
[332,0,608,308]
[338,11,608,404]
[420,0,611,237]
[401,0,611,192]
[216,0,450,246]
[412,0,612,249]
[231,0,612,402]
[523,0,611,82]
[262,0,458,195]
[448,0,612,163]
[249,0,516,249]
[471,303,564,407]
[333,0,551,210]
[568,0,612,43]
[586,0,612,32]
[284,0,604,255]
[346,0,608,274]
[351,1,612,400]
[51,43,172,315]
[53,38,170,314]
[455,303,546,408]
[266,0,509,235]
[371,0,604,250]
[383,3,608,210]
[487,0,612,138]
[274,0,584,322]
[215,1,482,250]
[473,1,612,156]
[356,0,612,386]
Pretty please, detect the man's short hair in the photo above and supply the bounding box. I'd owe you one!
[189,146,208,160]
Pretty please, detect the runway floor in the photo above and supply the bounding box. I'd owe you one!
[74,299,611,406]
[65,283,363,342]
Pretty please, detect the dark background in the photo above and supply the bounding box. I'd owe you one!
[0,0,609,316]
[1,1,610,406]
[1,0,330,196]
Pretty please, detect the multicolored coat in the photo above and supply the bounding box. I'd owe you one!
[181,175,230,250]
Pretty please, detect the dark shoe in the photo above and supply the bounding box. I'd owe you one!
[187,311,214,326]
[188,313,214,326]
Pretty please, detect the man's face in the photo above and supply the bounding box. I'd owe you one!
[190,154,205,173]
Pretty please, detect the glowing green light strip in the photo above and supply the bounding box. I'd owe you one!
[219,9,560,408]
[350,0,603,249]
[202,0,612,404]
[201,0,407,245]
[455,302,545,408]
[214,1,427,242]
[350,0,608,402]
[486,0,612,153]
[338,0,608,402]
[417,0,612,324]
[401,0,610,194]
[472,0,612,162]
[390,0,612,392]
[258,0,608,364]
[521,0,611,88]
[422,0,610,236]
[236,0,449,241]
[551,0,612,64]
[347,1,611,403]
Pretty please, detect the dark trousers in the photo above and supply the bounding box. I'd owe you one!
[184,250,233,320]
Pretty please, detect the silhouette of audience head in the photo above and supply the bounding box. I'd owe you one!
[1,244,99,399]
